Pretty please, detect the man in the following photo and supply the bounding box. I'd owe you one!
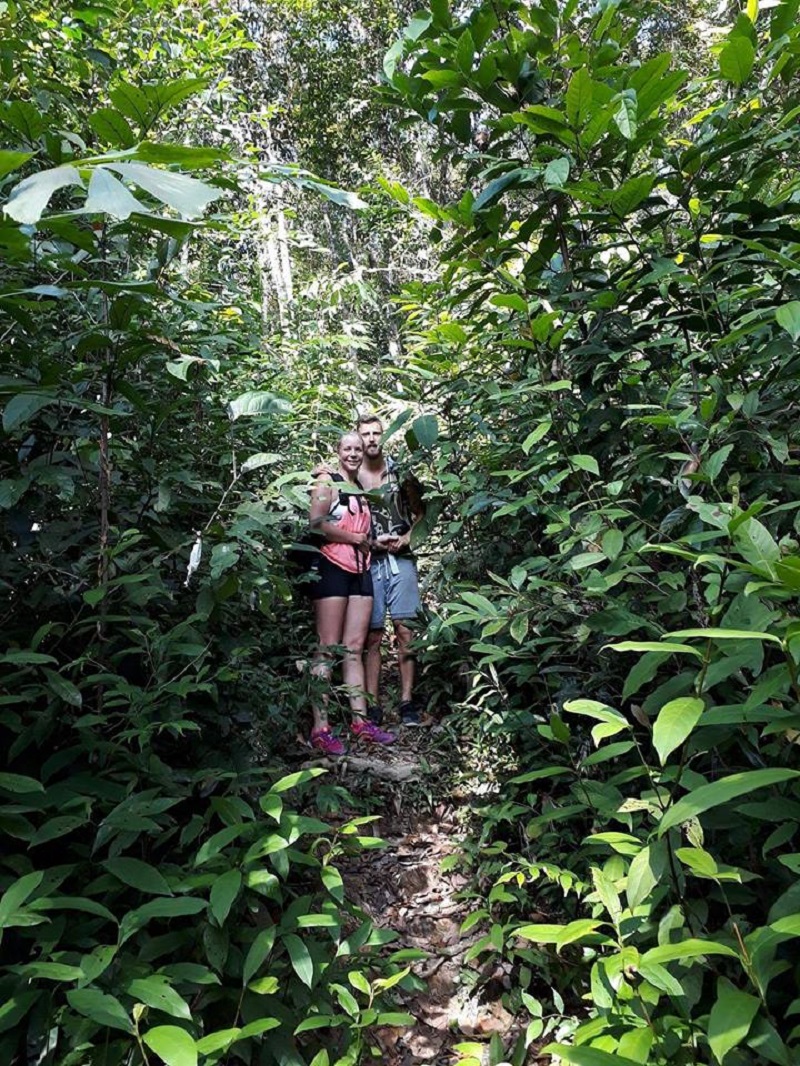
[356,414,426,727]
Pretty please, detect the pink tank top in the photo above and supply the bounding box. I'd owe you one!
[320,479,372,574]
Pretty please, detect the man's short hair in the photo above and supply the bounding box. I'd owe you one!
[356,413,383,431]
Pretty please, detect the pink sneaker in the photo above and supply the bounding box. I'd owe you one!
[311,728,346,756]
[351,719,396,745]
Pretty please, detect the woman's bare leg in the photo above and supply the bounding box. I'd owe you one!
[312,597,346,732]
[341,595,373,719]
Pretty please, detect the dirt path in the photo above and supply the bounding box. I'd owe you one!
[328,731,518,1065]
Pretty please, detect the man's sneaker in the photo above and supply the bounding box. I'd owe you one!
[311,728,346,757]
[399,701,424,727]
[351,719,396,745]
[367,704,384,726]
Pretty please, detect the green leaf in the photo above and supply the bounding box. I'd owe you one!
[776,302,800,341]
[652,697,704,765]
[665,627,782,646]
[106,162,219,218]
[0,991,38,1035]
[241,452,281,473]
[84,167,144,219]
[606,641,703,658]
[409,414,439,449]
[89,108,136,148]
[269,768,327,793]
[566,68,594,127]
[659,770,800,835]
[613,90,637,139]
[708,977,761,1063]
[210,869,241,926]
[142,1025,197,1066]
[243,926,276,986]
[626,841,667,910]
[571,454,599,475]
[128,977,192,1021]
[119,897,207,944]
[283,932,314,988]
[321,864,344,903]
[227,391,291,420]
[543,1046,642,1066]
[4,165,83,224]
[66,988,133,1033]
[0,772,44,794]
[3,392,58,433]
[195,825,247,866]
[612,174,654,217]
[42,668,82,707]
[103,857,173,896]
[720,35,755,85]
[0,150,33,179]
[195,1029,241,1055]
[642,938,739,965]
[0,870,43,928]
[544,157,570,189]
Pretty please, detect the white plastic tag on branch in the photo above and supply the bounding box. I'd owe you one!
[185,532,202,587]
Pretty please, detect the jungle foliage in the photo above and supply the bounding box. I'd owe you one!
[382,0,800,1063]
[4,0,800,1064]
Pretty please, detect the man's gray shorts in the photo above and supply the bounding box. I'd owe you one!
[369,555,421,629]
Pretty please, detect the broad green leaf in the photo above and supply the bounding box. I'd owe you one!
[107,162,218,218]
[522,421,551,453]
[142,1025,197,1066]
[0,991,38,1035]
[119,897,206,944]
[566,68,594,127]
[612,174,654,217]
[543,1046,642,1066]
[241,452,281,473]
[613,90,637,139]
[626,841,667,910]
[0,870,43,929]
[89,108,136,147]
[67,988,133,1033]
[652,697,704,764]
[0,772,44,793]
[642,938,739,965]
[515,923,567,943]
[103,857,172,896]
[776,302,800,341]
[238,1017,280,1038]
[284,933,314,987]
[84,167,144,219]
[194,825,247,866]
[659,769,800,835]
[42,668,82,707]
[0,150,33,178]
[571,453,599,475]
[4,165,83,224]
[409,413,439,449]
[195,1029,241,1055]
[321,864,344,902]
[708,977,760,1063]
[719,35,755,85]
[3,392,57,433]
[544,157,570,189]
[210,869,241,926]
[128,977,191,1021]
[269,767,327,793]
[227,391,291,421]
[243,926,276,986]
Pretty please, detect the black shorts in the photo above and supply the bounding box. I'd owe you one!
[310,554,374,600]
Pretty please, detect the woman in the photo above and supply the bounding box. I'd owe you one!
[308,432,396,754]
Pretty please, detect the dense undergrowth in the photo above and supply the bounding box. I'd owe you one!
[4,0,800,1064]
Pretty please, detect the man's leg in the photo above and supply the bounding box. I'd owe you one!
[365,627,384,704]
[394,620,415,704]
